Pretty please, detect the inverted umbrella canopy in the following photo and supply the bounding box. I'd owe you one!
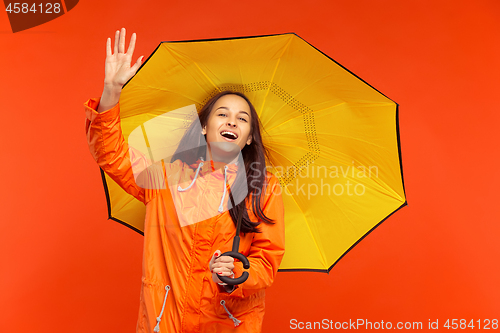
[101,33,406,272]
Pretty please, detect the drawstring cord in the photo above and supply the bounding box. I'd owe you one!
[218,165,228,213]
[220,300,241,327]
[153,285,171,333]
[177,159,229,214]
[178,162,204,191]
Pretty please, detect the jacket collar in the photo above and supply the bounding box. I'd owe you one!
[190,158,240,174]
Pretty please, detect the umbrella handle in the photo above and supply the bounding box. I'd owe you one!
[218,251,250,286]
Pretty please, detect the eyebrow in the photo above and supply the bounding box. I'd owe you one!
[215,107,250,116]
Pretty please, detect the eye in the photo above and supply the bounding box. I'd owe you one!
[239,117,248,122]
[218,113,227,117]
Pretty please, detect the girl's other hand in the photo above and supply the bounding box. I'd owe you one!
[209,250,235,285]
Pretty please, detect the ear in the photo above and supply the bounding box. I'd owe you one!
[201,126,206,135]
[246,135,253,145]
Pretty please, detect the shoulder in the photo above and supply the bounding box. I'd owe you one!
[265,171,280,184]
[264,171,282,195]
[163,158,187,171]
[265,170,276,181]
[260,171,285,219]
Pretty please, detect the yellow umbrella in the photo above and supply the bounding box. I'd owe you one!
[101,33,406,272]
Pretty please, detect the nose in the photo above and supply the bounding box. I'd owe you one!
[227,119,237,128]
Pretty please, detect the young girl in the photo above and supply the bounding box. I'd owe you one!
[84,28,285,333]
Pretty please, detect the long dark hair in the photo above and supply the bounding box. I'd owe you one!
[171,91,275,234]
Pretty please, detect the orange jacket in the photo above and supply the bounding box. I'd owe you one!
[84,98,285,333]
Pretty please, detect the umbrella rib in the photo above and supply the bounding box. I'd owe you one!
[163,46,219,96]
[268,157,327,269]
[259,36,294,117]
[267,148,331,270]
[237,42,244,90]
[318,132,389,150]
[265,142,310,151]
[267,147,397,269]
[262,104,341,132]
[266,130,388,152]
[282,181,329,269]
[261,67,337,126]
[353,169,406,203]
[265,145,307,169]
[123,85,201,108]
[263,101,393,133]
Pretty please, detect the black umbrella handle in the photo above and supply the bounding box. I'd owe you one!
[217,185,251,286]
[217,235,250,286]
[218,250,250,285]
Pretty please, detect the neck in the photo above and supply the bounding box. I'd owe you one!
[205,144,241,165]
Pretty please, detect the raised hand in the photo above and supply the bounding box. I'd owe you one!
[97,28,143,113]
[104,28,143,87]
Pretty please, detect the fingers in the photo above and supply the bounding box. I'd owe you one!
[211,258,235,272]
[110,28,138,58]
[208,250,221,271]
[212,264,235,273]
[215,256,234,264]
[209,250,235,274]
[106,37,112,57]
[130,56,144,73]
[113,30,119,55]
[127,32,137,56]
[213,270,234,286]
[212,250,222,262]
[119,27,126,53]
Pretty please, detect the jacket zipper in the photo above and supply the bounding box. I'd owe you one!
[218,165,229,213]
[153,285,171,333]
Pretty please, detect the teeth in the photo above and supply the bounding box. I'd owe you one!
[221,131,237,139]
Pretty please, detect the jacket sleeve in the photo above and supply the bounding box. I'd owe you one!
[218,173,285,298]
[85,97,164,204]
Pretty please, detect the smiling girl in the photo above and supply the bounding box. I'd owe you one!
[84,28,285,333]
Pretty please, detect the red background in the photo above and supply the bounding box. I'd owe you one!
[1,0,499,332]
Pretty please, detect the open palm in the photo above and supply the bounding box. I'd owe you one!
[104,28,143,87]
[97,28,143,113]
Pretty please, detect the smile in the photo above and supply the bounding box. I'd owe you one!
[220,131,238,140]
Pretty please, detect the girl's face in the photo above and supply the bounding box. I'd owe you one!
[202,94,253,151]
